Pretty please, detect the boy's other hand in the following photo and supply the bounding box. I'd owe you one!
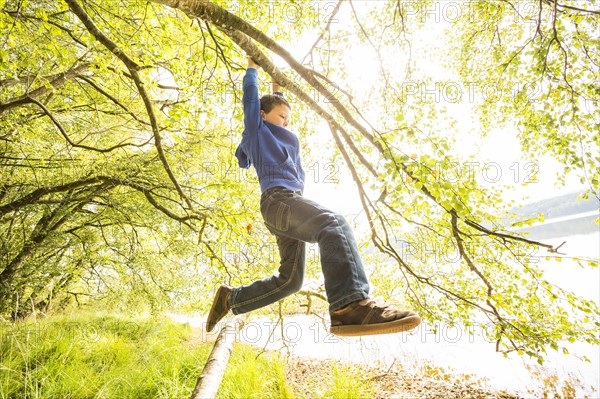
[247,56,260,70]
[271,77,281,94]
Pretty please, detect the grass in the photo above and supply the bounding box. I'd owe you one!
[0,311,287,398]
[322,365,375,399]
[0,310,377,399]
[220,345,293,399]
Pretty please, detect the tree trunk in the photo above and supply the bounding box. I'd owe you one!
[190,321,238,399]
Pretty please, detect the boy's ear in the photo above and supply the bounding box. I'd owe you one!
[260,110,266,119]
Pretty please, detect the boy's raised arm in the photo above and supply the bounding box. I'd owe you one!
[242,57,262,135]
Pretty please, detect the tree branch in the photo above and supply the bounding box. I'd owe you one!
[65,0,194,211]
[75,75,151,127]
[542,0,600,15]
[27,96,141,153]
[0,63,90,116]
[301,0,344,65]
[0,175,207,223]
[0,177,107,216]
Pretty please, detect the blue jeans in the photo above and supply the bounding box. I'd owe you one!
[230,187,370,314]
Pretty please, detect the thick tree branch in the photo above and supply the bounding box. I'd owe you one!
[0,177,106,216]
[0,69,82,90]
[0,175,207,223]
[0,63,90,117]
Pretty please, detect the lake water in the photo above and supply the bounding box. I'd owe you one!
[173,231,599,397]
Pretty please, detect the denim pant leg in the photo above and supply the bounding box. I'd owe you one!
[292,195,370,311]
[230,187,369,314]
[230,233,305,315]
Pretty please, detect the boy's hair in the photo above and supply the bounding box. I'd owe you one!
[260,95,291,113]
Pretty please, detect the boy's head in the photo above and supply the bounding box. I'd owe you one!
[260,95,291,128]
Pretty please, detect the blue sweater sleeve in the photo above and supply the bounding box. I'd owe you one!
[242,68,262,135]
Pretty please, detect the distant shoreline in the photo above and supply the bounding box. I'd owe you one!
[510,190,599,240]
[515,212,598,240]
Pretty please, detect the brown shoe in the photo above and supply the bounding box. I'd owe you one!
[330,298,421,336]
[206,285,232,332]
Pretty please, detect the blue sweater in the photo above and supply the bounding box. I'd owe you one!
[235,68,305,193]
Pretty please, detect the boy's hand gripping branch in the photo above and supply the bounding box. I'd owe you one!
[272,77,282,96]
[247,55,260,70]
[247,55,283,96]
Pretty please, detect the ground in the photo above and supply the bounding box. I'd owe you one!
[285,357,523,399]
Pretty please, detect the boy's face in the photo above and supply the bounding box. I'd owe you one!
[261,104,291,128]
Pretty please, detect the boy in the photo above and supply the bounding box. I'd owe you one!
[206,57,421,336]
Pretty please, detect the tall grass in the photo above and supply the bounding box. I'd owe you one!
[219,345,293,399]
[0,311,289,399]
[1,311,379,398]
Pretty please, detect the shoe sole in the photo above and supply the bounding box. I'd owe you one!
[330,315,422,337]
[206,285,230,333]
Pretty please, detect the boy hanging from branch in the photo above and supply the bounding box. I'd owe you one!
[206,57,421,336]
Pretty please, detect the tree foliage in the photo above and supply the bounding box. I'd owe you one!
[1,0,598,363]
